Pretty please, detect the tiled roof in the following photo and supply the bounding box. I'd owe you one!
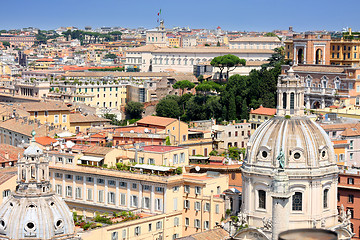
[69,114,110,123]
[18,101,70,112]
[35,136,57,146]
[152,47,275,54]
[0,168,16,185]
[0,118,60,137]
[83,146,114,155]
[230,36,281,42]
[126,45,164,52]
[0,144,24,163]
[293,65,346,73]
[177,228,229,240]
[250,106,276,116]
[136,116,177,127]
[142,145,183,153]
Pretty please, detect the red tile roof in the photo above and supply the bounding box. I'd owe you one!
[0,144,24,163]
[250,106,276,116]
[142,145,183,153]
[35,136,57,146]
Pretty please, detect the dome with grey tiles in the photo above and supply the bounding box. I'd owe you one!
[0,135,78,240]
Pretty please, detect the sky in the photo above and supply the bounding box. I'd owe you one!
[1,0,360,32]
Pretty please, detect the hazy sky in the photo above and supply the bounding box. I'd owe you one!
[1,0,359,32]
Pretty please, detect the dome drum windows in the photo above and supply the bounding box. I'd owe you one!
[289,148,304,162]
[258,146,271,161]
[24,221,36,237]
[0,218,6,233]
[54,219,64,235]
[319,146,329,161]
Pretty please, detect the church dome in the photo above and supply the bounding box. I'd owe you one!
[0,193,75,239]
[0,135,77,240]
[245,116,336,170]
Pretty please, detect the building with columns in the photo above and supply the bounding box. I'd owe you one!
[232,67,353,240]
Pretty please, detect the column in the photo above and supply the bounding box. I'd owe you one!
[104,179,108,205]
[163,186,166,214]
[52,172,56,192]
[62,173,65,198]
[83,176,86,202]
[72,175,76,200]
[93,176,97,203]
[127,181,131,209]
[115,180,119,207]
[151,185,155,213]
[139,183,142,209]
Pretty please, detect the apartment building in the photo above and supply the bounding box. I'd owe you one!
[49,162,227,238]
[212,123,251,151]
[338,168,360,238]
[285,31,360,67]
[249,105,276,132]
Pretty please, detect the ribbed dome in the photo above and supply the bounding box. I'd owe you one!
[245,116,336,169]
[0,193,75,239]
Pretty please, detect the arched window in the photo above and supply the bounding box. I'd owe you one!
[323,189,329,208]
[258,190,266,209]
[290,92,295,110]
[292,192,302,211]
[283,92,287,109]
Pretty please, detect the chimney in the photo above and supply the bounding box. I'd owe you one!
[349,28,352,35]
[4,152,9,160]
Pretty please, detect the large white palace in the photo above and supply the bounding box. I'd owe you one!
[232,67,353,239]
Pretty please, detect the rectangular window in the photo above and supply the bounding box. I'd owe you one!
[108,192,115,204]
[66,186,72,197]
[54,115,59,124]
[258,190,266,209]
[185,217,189,227]
[131,195,138,207]
[62,114,67,123]
[148,223,152,232]
[173,186,179,192]
[195,186,201,195]
[348,178,354,185]
[174,217,179,226]
[75,187,82,199]
[120,193,126,205]
[34,111,38,118]
[195,201,201,211]
[155,187,164,193]
[86,177,94,183]
[97,178,105,184]
[204,221,209,230]
[155,198,163,211]
[184,200,190,209]
[65,174,72,180]
[350,140,354,149]
[132,183,137,189]
[108,180,116,186]
[180,153,185,163]
[292,192,302,211]
[139,157,144,164]
[87,189,93,200]
[44,111,48,117]
[55,184,62,195]
[119,181,127,188]
[349,194,354,203]
[143,197,150,209]
[204,202,210,212]
[55,172,62,178]
[184,185,190,193]
[194,219,200,229]
[134,226,141,236]
[143,185,151,191]
[66,158,73,164]
[148,158,155,165]
[156,221,162,230]
[216,204,220,214]
[98,190,104,203]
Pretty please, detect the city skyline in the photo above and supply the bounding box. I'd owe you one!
[1,0,360,32]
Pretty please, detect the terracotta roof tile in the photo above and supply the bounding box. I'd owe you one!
[69,114,110,123]
[136,116,177,127]
[35,136,57,146]
[83,146,114,155]
[177,228,229,240]
[250,106,276,116]
[18,101,70,112]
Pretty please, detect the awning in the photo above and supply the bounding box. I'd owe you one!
[79,156,104,162]
[133,164,175,172]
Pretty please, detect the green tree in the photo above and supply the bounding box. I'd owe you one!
[211,54,246,81]
[1,41,10,48]
[210,56,225,81]
[264,32,277,37]
[156,96,182,118]
[125,101,144,119]
[103,113,121,125]
[104,53,117,59]
[172,80,195,96]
